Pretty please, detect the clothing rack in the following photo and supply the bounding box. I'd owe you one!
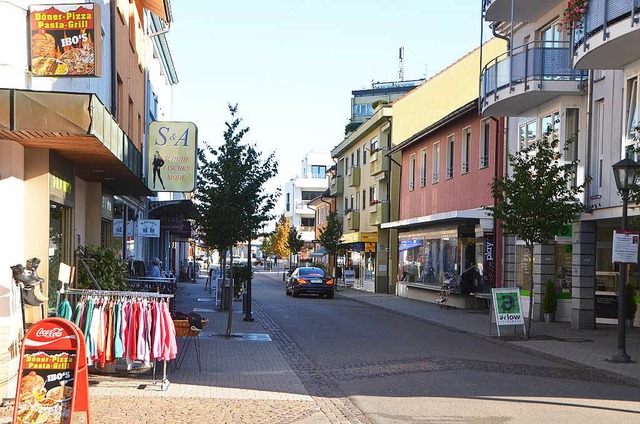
[57,287,174,391]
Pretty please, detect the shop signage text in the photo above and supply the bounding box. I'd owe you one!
[137,219,160,238]
[491,288,527,337]
[147,121,198,193]
[612,230,639,264]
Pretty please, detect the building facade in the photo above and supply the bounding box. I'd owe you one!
[0,0,174,398]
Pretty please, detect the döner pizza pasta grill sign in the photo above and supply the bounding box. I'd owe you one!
[13,318,90,423]
[29,4,102,77]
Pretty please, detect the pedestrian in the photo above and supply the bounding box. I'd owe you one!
[149,257,162,278]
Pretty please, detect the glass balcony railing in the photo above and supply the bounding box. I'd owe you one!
[481,41,587,111]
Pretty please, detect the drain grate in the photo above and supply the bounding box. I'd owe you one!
[203,333,272,342]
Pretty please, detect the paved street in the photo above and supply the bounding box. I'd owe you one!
[2,270,640,423]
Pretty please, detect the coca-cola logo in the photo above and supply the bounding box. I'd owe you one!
[36,327,65,338]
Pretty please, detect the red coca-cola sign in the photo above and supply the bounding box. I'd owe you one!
[36,327,65,338]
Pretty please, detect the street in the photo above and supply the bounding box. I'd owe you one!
[253,272,640,423]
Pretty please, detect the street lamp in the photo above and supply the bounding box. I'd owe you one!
[611,157,640,363]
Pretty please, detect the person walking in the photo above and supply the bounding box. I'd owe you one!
[152,151,166,190]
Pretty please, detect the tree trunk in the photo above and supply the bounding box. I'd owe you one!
[526,242,534,338]
[226,247,234,337]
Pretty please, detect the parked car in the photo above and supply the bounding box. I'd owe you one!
[285,267,334,299]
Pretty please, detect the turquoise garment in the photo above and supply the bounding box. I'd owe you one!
[114,301,124,359]
[57,299,72,320]
[83,299,94,352]
[74,302,84,327]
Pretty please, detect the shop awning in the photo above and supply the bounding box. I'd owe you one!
[399,239,422,251]
[0,89,152,196]
[309,247,327,258]
[148,199,197,219]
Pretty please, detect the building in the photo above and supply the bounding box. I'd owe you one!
[283,151,334,246]
[481,0,640,328]
[307,189,335,267]
[351,79,424,124]
[384,100,504,308]
[0,0,174,398]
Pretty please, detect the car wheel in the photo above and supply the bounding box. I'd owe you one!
[326,292,334,299]
[292,291,300,298]
[285,288,291,296]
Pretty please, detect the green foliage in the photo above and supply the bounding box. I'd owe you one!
[76,245,129,291]
[231,264,252,297]
[626,283,637,320]
[371,99,388,109]
[485,128,588,334]
[344,121,361,135]
[260,232,276,257]
[287,227,304,256]
[272,215,290,259]
[542,280,558,314]
[319,211,343,256]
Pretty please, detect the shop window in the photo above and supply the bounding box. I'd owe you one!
[555,244,573,293]
[49,203,73,313]
[515,244,532,292]
[399,237,458,289]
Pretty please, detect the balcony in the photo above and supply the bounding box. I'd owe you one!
[370,153,388,176]
[330,175,343,196]
[574,0,640,69]
[483,0,563,23]
[480,41,587,116]
[295,200,313,214]
[346,210,360,231]
[347,167,361,187]
[369,202,389,226]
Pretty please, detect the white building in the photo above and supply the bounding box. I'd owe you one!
[284,151,334,242]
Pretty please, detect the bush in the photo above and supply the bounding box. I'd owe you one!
[371,99,388,109]
[76,245,129,291]
[626,283,637,320]
[542,280,558,314]
[344,121,361,135]
[231,264,253,297]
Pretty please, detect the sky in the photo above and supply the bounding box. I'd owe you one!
[167,0,492,211]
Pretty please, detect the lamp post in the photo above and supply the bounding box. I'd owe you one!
[611,157,640,363]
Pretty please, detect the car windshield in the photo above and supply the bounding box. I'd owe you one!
[299,267,325,277]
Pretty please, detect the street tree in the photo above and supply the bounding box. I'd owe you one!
[318,211,343,277]
[272,215,290,259]
[287,227,304,267]
[485,129,588,336]
[260,232,276,258]
[195,103,279,336]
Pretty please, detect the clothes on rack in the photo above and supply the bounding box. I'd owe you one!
[57,294,177,367]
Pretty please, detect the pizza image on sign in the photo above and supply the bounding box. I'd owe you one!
[29,3,101,77]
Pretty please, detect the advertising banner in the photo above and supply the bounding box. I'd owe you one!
[147,122,198,192]
[137,219,160,238]
[13,318,90,423]
[29,3,101,77]
[491,288,526,337]
[612,230,639,264]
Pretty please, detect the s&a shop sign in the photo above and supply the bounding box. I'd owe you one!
[491,288,527,337]
[29,3,101,77]
[147,122,198,193]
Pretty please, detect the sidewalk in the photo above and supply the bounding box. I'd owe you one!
[327,283,640,383]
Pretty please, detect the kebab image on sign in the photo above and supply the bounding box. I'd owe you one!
[29,4,101,77]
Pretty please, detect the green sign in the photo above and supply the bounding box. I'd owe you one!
[492,288,526,336]
[496,292,520,314]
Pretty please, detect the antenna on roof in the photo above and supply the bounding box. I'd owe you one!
[398,47,405,81]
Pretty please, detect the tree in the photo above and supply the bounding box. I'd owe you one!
[260,232,276,258]
[318,211,343,277]
[272,215,290,259]
[195,104,279,336]
[485,129,588,336]
[287,227,304,267]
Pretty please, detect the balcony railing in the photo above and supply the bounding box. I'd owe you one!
[347,167,361,187]
[330,175,343,196]
[346,210,360,231]
[369,202,388,226]
[574,0,640,69]
[481,41,587,114]
[370,154,388,176]
[483,0,563,23]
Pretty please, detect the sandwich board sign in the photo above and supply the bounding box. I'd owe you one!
[13,318,90,423]
[491,287,527,337]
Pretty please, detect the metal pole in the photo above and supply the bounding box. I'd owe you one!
[244,239,254,322]
[613,191,631,362]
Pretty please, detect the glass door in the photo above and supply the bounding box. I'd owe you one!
[49,202,73,314]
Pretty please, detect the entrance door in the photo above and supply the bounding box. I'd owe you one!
[49,202,73,314]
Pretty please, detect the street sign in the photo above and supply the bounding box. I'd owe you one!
[491,288,527,337]
[612,230,639,264]
[13,318,90,424]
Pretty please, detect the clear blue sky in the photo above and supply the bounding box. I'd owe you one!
[168,0,491,202]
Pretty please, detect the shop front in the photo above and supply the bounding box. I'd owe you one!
[339,232,377,292]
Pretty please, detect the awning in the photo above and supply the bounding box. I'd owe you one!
[148,199,197,219]
[309,247,327,258]
[399,239,422,251]
[0,89,152,196]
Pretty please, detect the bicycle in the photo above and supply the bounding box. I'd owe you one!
[436,281,452,308]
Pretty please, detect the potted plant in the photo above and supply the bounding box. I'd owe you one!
[625,283,637,328]
[562,0,588,34]
[542,280,558,322]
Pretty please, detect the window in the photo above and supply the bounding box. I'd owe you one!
[565,108,579,188]
[356,149,361,167]
[350,195,354,210]
[363,144,367,164]
[344,196,349,212]
[369,186,376,204]
[370,137,378,152]
[432,142,440,183]
[594,100,605,190]
[346,157,350,174]
[420,148,427,187]
[137,113,142,144]
[480,119,490,168]
[446,135,454,179]
[408,153,416,191]
[286,193,290,212]
[356,191,360,211]
[311,165,326,179]
[626,77,638,142]
[519,119,538,149]
[117,74,124,123]
[128,97,134,137]
[301,191,324,200]
[362,189,366,210]
[461,128,471,174]
[301,217,315,227]
[129,7,137,52]
[541,112,560,141]
[351,152,355,169]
